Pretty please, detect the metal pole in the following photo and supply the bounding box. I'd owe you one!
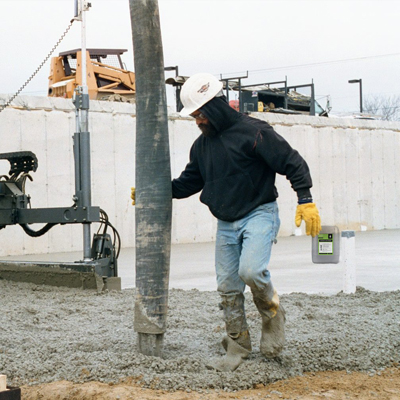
[73,0,92,261]
[219,72,248,112]
[81,9,87,91]
[225,80,229,103]
[238,79,242,113]
[310,81,315,116]
[81,4,92,261]
[348,79,363,114]
[73,109,80,201]
[284,76,288,109]
[174,66,180,112]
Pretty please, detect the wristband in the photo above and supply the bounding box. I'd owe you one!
[298,197,313,204]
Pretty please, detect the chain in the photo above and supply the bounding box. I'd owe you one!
[0,20,75,113]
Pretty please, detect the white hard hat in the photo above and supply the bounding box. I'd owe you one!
[180,73,223,116]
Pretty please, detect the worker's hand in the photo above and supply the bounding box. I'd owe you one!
[295,203,321,237]
[131,187,136,206]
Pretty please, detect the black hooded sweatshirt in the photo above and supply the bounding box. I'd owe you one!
[172,97,313,222]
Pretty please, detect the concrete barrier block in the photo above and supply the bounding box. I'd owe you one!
[49,96,75,112]
[0,95,399,255]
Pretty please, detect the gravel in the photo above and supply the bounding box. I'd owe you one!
[0,279,399,391]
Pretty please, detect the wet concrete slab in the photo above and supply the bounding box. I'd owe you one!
[2,229,399,294]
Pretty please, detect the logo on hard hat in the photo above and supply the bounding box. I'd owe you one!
[198,82,210,94]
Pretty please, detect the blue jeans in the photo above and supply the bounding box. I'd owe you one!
[215,202,280,296]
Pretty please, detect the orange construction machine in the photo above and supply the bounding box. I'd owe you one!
[48,48,136,101]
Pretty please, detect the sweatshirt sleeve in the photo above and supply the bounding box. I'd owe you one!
[172,143,205,199]
[255,126,313,200]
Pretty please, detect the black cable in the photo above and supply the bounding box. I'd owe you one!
[101,209,108,235]
[106,219,121,259]
[20,223,58,237]
[108,220,121,259]
[221,52,400,78]
[18,208,120,258]
[99,209,121,259]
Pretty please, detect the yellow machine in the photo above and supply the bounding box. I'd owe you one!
[48,48,135,100]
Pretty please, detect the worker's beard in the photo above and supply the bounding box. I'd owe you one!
[198,122,218,138]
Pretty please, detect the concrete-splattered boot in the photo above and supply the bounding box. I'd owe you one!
[207,293,252,372]
[211,332,251,372]
[251,282,286,358]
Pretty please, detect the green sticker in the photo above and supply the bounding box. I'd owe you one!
[318,233,333,255]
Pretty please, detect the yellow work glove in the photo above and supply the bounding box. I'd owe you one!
[131,187,136,205]
[295,203,321,237]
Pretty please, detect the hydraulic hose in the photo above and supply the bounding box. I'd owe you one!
[20,223,57,237]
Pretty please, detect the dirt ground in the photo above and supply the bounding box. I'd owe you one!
[21,367,400,399]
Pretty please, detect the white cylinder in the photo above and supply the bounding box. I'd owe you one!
[0,375,7,392]
[341,230,356,294]
[81,8,87,89]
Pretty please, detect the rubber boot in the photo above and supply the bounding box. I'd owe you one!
[208,332,251,372]
[224,329,252,352]
[251,283,286,358]
[219,293,249,336]
[207,293,251,372]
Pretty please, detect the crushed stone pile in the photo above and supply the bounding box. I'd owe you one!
[0,280,399,392]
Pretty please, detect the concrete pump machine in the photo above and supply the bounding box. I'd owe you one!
[0,1,121,291]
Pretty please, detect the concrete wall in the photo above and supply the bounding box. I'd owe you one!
[0,95,399,256]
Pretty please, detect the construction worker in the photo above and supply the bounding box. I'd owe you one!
[132,73,321,371]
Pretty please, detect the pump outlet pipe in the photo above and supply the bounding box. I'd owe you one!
[129,0,172,357]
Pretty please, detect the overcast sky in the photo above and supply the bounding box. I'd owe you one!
[0,0,399,114]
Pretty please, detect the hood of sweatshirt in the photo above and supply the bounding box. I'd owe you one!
[198,96,241,133]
